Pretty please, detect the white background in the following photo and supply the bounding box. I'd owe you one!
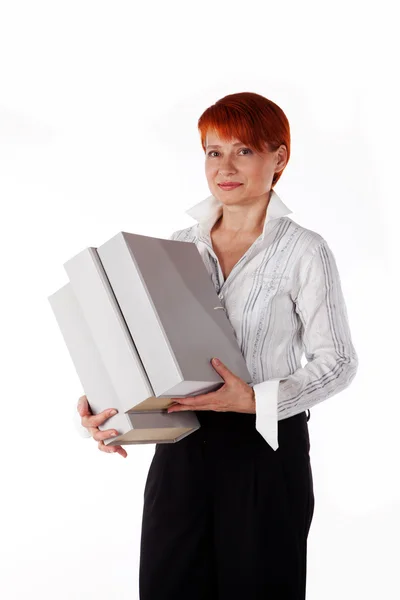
[1,1,399,598]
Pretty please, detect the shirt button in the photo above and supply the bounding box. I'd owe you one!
[218,293,224,299]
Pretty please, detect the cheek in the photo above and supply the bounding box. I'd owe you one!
[205,166,217,182]
[247,166,269,186]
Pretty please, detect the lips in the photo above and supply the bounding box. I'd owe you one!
[218,183,242,189]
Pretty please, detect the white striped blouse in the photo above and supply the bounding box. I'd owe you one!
[169,188,358,450]
[74,188,358,449]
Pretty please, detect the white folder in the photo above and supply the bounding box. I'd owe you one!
[48,232,252,445]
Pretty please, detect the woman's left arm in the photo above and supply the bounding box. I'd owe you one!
[253,238,359,432]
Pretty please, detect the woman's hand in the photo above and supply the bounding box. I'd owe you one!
[167,358,255,414]
[77,395,128,458]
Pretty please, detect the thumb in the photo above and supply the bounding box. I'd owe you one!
[211,357,233,377]
[77,395,90,416]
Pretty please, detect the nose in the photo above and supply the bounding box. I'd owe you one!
[219,159,237,176]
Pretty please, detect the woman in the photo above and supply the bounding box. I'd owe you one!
[77,92,358,599]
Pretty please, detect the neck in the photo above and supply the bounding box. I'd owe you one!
[213,190,272,237]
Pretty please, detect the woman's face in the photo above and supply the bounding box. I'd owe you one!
[204,131,286,205]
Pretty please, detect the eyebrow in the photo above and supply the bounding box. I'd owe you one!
[206,142,244,148]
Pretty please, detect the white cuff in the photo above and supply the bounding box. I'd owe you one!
[73,404,91,438]
[252,379,280,451]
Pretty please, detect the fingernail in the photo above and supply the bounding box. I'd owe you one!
[110,409,117,415]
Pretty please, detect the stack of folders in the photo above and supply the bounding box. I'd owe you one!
[48,232,252,446]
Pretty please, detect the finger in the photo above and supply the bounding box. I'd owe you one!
[115,447,128,458]
[98,440,127,457]
[174,394,217,406]
[98,440,119,453]
[92,428,120,442]
[81,408,118,429]
[169,405,206,412]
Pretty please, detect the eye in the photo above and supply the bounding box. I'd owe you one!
[206,148,252,157]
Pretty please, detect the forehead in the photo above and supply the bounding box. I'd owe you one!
[205,132,243,147]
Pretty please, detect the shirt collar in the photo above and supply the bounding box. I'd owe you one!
[184,188,293,241]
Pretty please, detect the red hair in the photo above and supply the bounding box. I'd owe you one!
[198,92,291,187]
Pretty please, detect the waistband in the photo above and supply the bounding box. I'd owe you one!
[195,408,310,431]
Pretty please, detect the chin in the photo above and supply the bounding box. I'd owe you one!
[213,189,239,202]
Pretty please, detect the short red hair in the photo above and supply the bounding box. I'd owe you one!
[198,92,291,187]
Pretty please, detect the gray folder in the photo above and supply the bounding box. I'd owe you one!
[48,232,252,445]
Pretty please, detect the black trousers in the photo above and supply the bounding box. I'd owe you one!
[139,408,314,600]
